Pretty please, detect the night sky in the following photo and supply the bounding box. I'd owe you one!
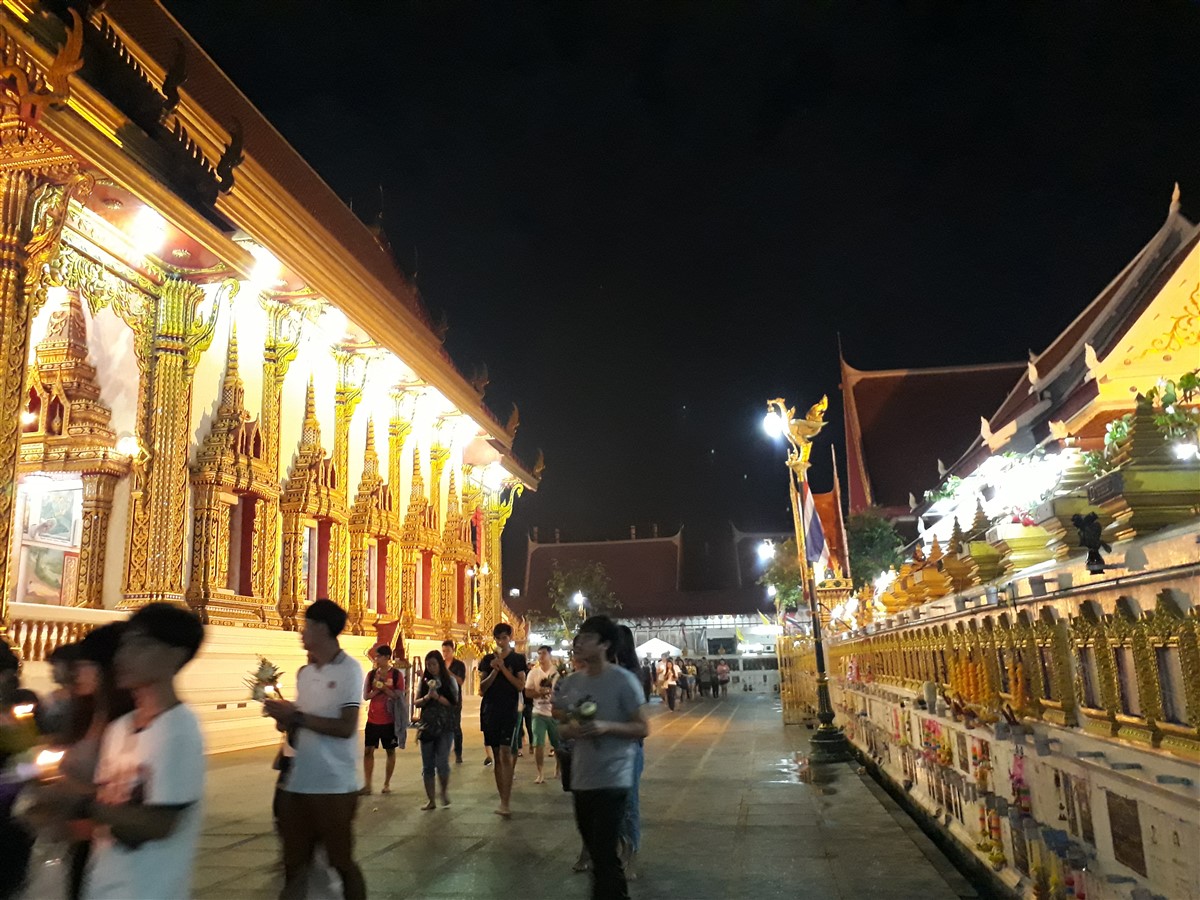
[164,1,1200,581]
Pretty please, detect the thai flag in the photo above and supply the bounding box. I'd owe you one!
[800,481,830,571]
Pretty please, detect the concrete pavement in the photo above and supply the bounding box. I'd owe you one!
[192,694,976,899]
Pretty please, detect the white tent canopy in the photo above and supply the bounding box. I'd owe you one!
[635,637,682,659]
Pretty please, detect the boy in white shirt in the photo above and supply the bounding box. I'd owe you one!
[265,598,365,900]
[524,645,561,784]
[80,603,206,900]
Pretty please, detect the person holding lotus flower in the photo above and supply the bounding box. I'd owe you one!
[554,616,649,900]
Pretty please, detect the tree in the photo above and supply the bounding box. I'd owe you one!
[846,508,904,590]
[546,560,619,629]
[757,539,805,612]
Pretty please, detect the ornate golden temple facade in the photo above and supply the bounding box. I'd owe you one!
[780,188,1200,898]
[0,1,536,715]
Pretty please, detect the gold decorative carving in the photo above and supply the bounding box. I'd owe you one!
[349,420,396,635]
[0,146,87,626]
[278,379,346,630]
[0,9,84,120]
[121,277,233,607]
[18,288,128,608]
[186,327,280,626]
[1136,282,1200,361]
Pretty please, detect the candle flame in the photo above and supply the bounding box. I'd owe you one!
[36,749,64,767]
[13,703,34,718]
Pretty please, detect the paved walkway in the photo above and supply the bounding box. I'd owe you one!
[192,695,976,899]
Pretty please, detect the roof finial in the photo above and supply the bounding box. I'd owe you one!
[1170,181,1181,214]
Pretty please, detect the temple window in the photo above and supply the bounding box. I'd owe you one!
[420,550,433,618]
[22,387,40,433]
[1155,645,1189,725]
[316,520,332,599]
[1038,646,1057,702]
[1113,646,1141,717]
[1078,645,1101,709]
[227,495,257,597]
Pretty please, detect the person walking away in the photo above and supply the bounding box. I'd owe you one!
[415,651,459,809]
[656,654,677,710]
[524,645,560,784]
[717,659,731,698]
[441,640,466,764]
[478,622,527,817]
[639,657,654,703]
[77,604,206,900]
[265,598,366,900]
[613,625,645,880]
[555,616,648,900]
[362,645,401,794]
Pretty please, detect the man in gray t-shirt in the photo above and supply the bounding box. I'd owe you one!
[555,616,648,900]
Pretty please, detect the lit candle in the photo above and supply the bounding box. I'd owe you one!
[35,748,64,780]
[13,703,34,719]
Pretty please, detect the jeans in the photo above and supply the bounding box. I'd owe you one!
[574,788,630,900]
[453,722,463,761]
[420,731,453,779]
[663,685,676,710]
[619,742,644,853]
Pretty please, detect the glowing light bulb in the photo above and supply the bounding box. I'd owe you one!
[131,206,167,254]
[762,411,784,439]
[757,540,775,562]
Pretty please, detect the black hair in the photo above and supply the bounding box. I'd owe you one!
[492,622,513,639]
[537,644,552,654]
[48,643,80,666]
[613,625,639,675]
[65,622,134,744]
[305,598,347,637]
[441,640,455,649]
[374,645,392,658]
[126,603,204,665]
[423,650,460,704]
[0,640,20,675]
[578,614,619,649]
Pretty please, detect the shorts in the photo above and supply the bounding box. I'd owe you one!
[531,713,560,748]
[480,708,519,749]
[364,721,398,750]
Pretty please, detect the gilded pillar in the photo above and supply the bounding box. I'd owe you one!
[121,278,229,606]
[75,472,117,608]
[329,347,367,611]
[256,297,302,608]
[0,164,89,620]
[387,389,413,624]
[428,441,449,619]
[187,484,233,601]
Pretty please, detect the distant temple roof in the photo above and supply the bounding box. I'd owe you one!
[840,358,1025,517]
[519,532,771,620]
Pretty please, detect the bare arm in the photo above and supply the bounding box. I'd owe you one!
[562,704,649,741]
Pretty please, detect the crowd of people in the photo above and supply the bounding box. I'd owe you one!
[644,654,731,710]
[0,598,742,899]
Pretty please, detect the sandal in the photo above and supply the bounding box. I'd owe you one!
[420,800,436,811]
[381,785,392,794]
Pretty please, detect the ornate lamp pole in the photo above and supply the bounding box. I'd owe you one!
[764,396,851,763]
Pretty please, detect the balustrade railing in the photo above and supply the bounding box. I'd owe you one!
[7,602,127,663]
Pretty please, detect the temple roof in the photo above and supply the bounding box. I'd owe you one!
[105,1,430,324]
[840,357,1026,516]
[520,533,682,617]
[947,189,1199,477]
[518,533,774,620]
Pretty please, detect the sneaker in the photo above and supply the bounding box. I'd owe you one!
[483,758,494,767]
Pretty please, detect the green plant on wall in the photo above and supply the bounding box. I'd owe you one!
[846,509,904,591]
[757,538,805,613]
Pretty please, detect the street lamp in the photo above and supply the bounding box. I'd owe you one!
[763,395,851,763]
[757,540,775,563]
[573,591,586,614]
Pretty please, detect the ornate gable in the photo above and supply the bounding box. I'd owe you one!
[191,328,276,497]
[350,419,393,537]
[400,442,438,551]
[280,377,344,520]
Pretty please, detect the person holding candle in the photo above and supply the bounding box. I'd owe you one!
[414,650,459,809]
[77,603,206,900]
[554,616,649,900]
[478,621,527,817]
[361,645,401,795]
[1,640,41,899]
[265,598,366,900]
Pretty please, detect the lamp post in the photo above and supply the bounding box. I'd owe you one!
[764,396,851,763]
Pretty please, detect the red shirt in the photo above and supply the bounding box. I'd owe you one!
[366,668,402,725]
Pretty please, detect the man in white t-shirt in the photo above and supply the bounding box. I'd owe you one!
[524,645,561,784]
[266,598,366,900]
[81,603,207,900]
